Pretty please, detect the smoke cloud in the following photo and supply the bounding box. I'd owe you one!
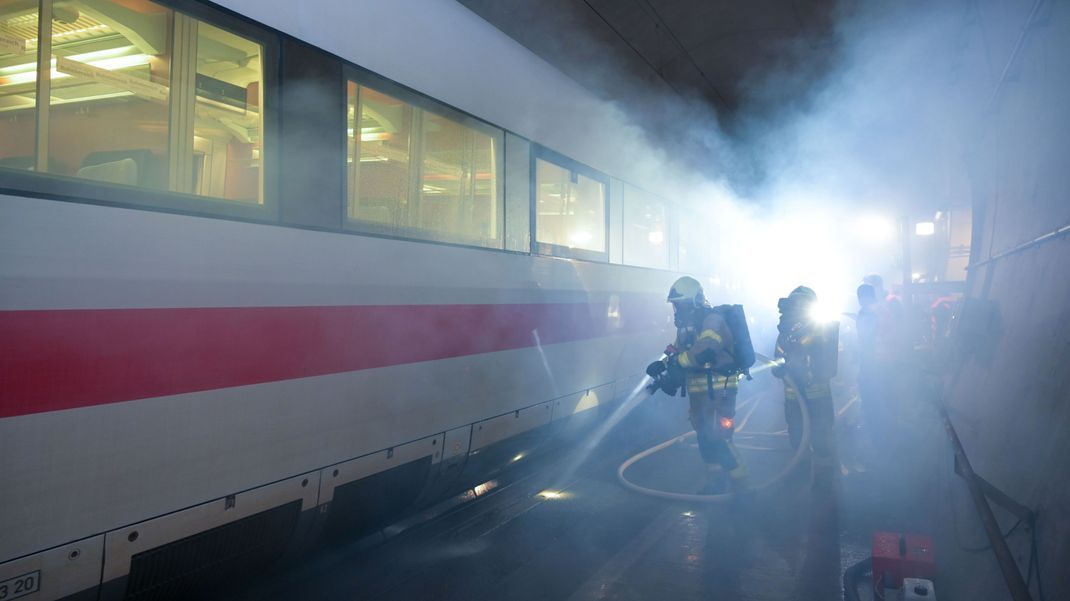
[543,0,1014,329]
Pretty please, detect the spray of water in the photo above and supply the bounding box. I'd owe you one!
[547,358,664,491]
[531,329,561,399]
[746,354,782,378]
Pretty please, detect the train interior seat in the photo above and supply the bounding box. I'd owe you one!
[76,149,155,188]
[77,158,140,187]
[0,155,36,171]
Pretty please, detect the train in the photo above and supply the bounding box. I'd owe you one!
[0,1,716,599]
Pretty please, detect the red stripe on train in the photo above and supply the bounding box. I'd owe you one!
[0,302,664,418]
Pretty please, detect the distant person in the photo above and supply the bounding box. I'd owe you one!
[863,274,892,306]
[646,276,749,494]
[929,295,956,347]
[772,286,839,485]
[856,284,894,452]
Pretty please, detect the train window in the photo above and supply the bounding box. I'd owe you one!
[347,83,413,226]
[346,80,503,248]
[191,21,263,202]
[46,0,173,191]
[622,184,669,269]
[418,111,499,244]
[535,157,606,254]
[0,0,265,203]
[0,0,38,172]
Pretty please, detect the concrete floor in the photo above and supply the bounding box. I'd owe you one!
[216,372,1023,601]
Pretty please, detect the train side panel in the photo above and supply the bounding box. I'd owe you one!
[0,195,674,570]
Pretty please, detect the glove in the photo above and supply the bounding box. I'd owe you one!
[646,360,667,379]
[659,378,681,396]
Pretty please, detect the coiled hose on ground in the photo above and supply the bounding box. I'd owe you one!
[617,354,812,503]
[842,556,872,601]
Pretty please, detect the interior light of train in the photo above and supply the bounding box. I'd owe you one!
[0,51,150,86]
[0,45,140,76]
[915,221,936,236]
[647,230,665,245]
[512,453,525,463]
[538,490,565,500]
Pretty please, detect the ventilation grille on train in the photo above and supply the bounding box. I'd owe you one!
[124,500,301,600]
[325,456,431,542]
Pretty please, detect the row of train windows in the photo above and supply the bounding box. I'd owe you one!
[0,0,675,269]
[344,82,671,267]
[0,0,264,201]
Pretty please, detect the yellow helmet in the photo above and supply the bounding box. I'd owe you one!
[667,276,705,307]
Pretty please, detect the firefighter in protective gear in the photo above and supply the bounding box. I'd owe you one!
[650,276,747,494]
[773,286,838,484]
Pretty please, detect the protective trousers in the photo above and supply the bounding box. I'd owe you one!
[687,373,747,481]
[784,380,837,476]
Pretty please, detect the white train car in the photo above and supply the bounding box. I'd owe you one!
[0,1,712,599]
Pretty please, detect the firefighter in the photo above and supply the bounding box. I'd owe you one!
[856,283,895,459]
[648,276,747,494]
[773,286,838,484]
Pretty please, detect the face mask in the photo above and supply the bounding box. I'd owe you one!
[673,303,695,327]
[777,297,792,314]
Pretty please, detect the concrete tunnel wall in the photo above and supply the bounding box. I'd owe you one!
[946,1,1070,598]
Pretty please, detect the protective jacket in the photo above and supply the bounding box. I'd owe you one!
[675,307,734,373]
[674,305,745,481]
[775,312,838,467]
[774,317,833,401]
[670,307,736,397]
[857,301,895,366]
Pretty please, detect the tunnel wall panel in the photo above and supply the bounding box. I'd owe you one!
[948,1,1070,598]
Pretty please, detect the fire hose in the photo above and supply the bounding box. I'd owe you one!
[617,354,812,503]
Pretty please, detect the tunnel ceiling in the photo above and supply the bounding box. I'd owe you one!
[456,0,842,120]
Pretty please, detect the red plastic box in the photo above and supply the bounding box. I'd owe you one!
[872,532,936,589]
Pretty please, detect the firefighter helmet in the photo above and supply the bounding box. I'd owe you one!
[779,285,817,315]
[667,276,705,307]
[788,285,817,305]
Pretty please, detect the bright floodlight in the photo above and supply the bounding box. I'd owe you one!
[810,300,843,323]
[854,215,895,244]
[915,221,936,236]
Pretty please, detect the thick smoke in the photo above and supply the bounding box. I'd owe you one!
[556,1,1007,326]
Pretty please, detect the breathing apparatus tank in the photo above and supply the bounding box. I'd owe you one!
[711,304,756,378]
